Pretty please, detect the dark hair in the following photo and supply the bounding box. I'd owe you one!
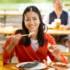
[19,6,46,46]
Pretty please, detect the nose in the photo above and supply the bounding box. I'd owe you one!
[30,19,34,25]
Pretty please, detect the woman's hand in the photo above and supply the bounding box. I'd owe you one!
[28,32,35,38]
[3,34,22,53]
[48,45,68,63]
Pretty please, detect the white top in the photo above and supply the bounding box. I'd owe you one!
[31,39,39,52]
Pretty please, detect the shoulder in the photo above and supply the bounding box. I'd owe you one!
[49,11,56,18]
[44,33,56,45]
[49,11,55,15]
[62,10,68,15]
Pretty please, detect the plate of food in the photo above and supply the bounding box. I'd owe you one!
[52,62,67,67]
[16,61,46,70]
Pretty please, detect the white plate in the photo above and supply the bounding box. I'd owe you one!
[16,61,46,70]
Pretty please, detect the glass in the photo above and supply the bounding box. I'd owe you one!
[54,19,61,29]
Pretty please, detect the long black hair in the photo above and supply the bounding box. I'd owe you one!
[19,6,46,46]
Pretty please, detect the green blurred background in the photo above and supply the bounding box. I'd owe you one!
[0,0,70,3]
[0,0,70,11]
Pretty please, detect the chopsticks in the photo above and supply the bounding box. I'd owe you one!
[6,32,34,38]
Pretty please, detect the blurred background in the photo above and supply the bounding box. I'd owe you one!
[0,0,70,28]
[0,0,70,61]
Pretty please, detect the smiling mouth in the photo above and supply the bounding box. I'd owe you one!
[30,26,36,30]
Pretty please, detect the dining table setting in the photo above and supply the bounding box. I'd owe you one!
[1,24,70,70]
[46,24,70,35]
[0,23,70,35]
[2,61,70,70]
[0,22,70,70]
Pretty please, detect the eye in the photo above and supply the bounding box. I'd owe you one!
[25,18,30,22]
[32,17,38,21]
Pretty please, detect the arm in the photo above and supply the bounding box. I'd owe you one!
[3,37,14,65]
[46,34,68,64]
[49,46,68,64]
[3,36,20,65]
[49,12,54,24]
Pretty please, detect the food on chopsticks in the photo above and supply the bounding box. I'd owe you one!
[6,32,34,38]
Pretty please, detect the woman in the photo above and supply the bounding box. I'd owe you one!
[49,0,68,25]
[3,6,68,65]
[49,0,68,43]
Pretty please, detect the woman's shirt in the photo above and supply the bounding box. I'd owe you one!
[3,33,68,64]
[49,11,68,25]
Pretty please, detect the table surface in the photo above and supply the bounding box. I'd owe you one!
[0,11,22,16]
[0,28,70,35]
[3,64,18,70]
[47,29,70,35]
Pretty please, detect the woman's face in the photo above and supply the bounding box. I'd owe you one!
[24,11,40,33]
[54,0,62,10]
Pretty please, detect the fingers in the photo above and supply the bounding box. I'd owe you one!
[43,59,47,65]
[28,32,35,37]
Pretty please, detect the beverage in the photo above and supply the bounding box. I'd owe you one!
[54,19,61,29]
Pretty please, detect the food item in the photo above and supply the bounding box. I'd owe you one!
[52,62,67,67]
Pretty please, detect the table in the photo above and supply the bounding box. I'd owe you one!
[3,64,18,70]
[0,10,22,27]
[0,27,18,34]
[0,10,22,16]
[63,52,70,56]
[0,27,70,35]
[47,29,70,35]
